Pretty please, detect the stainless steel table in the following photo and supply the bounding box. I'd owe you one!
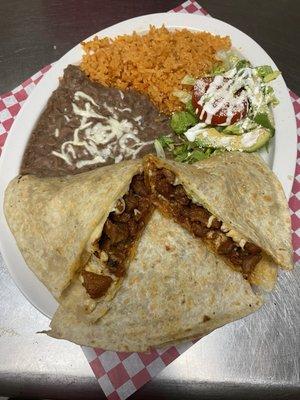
[0,1,299,399]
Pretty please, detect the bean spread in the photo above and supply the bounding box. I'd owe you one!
[150,167,262,278]
[82,173,153,298]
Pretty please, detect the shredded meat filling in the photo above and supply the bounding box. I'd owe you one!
[151,167,262,278]
[82,173,153,299]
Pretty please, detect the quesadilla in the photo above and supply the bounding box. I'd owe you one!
[48,210,263,352]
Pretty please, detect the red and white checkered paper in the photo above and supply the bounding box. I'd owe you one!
[1,1,299,399]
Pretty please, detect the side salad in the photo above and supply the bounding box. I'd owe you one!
[155,52,281,163]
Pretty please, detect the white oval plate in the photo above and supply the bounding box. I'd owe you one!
[0,13,297,318]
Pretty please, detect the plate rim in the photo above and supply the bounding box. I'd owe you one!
[0,12,297,318]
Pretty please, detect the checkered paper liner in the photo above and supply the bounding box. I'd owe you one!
[1,1,299,399]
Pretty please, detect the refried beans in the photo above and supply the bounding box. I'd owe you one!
[20,65,176,177]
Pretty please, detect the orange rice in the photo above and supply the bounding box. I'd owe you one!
[80,26,231,114]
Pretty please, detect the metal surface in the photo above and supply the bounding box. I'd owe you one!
[0,1,300,399]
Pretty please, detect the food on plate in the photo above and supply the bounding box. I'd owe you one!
[20,65,175,177]
[81,26,231,114]
[47,210,263,352]
[3,19,292,351]
[167,54,280,161]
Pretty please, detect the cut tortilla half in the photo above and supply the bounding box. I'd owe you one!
[60,171,154,321]
[144,152,293,291]
[4,159,145,303]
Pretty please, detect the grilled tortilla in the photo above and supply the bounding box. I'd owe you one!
[4,160,144,303]
[144,152,293,290]
[48,210,263,352]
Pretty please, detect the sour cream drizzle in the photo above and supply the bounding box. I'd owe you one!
[194,67,265,126]
[52,91,151,168]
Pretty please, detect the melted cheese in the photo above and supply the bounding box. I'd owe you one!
[84,299,97,313]
[207,215,216,228]
[221,222,247,246]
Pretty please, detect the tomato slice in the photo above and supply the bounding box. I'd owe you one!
[192,77,249,126]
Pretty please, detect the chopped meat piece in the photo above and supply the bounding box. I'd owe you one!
[242,253,262,275]
[106,247,127,276]
[155,177,175,199]
[107,259,126,277]
[188,204,210,224]
[228,248,244,267]
[98,234,110,252]
[103,220,129,243]
[124,193,140,212]
[131,174,149,196]
[244,242,261,254]
[210,218,222,229]
[161,168,176,184]
[111,211,131,223]
[217,237,236,255]
[82,271,113,299]
[191,222,209,237]
[127,219,139,236]
[173,185,190,205]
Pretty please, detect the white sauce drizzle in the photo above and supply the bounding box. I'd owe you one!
[194,67,265,126]
[51,91,152,168]
[184,122,207,142]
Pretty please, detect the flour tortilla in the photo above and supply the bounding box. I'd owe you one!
[144,152,293,284]
[48,210,262,352]
[4,160,142,300]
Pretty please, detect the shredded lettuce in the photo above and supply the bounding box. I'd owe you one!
[154,139,166,158]
[255,65,273,78]
[171,141,215,163]
[263,86,279,106]
[157,135,175,149]
[253,112,275,136]
[235,59,251,71]
[263,70,281,83]
[255,65,281,82]
[185,100,198,118]
[210,64,226,76]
